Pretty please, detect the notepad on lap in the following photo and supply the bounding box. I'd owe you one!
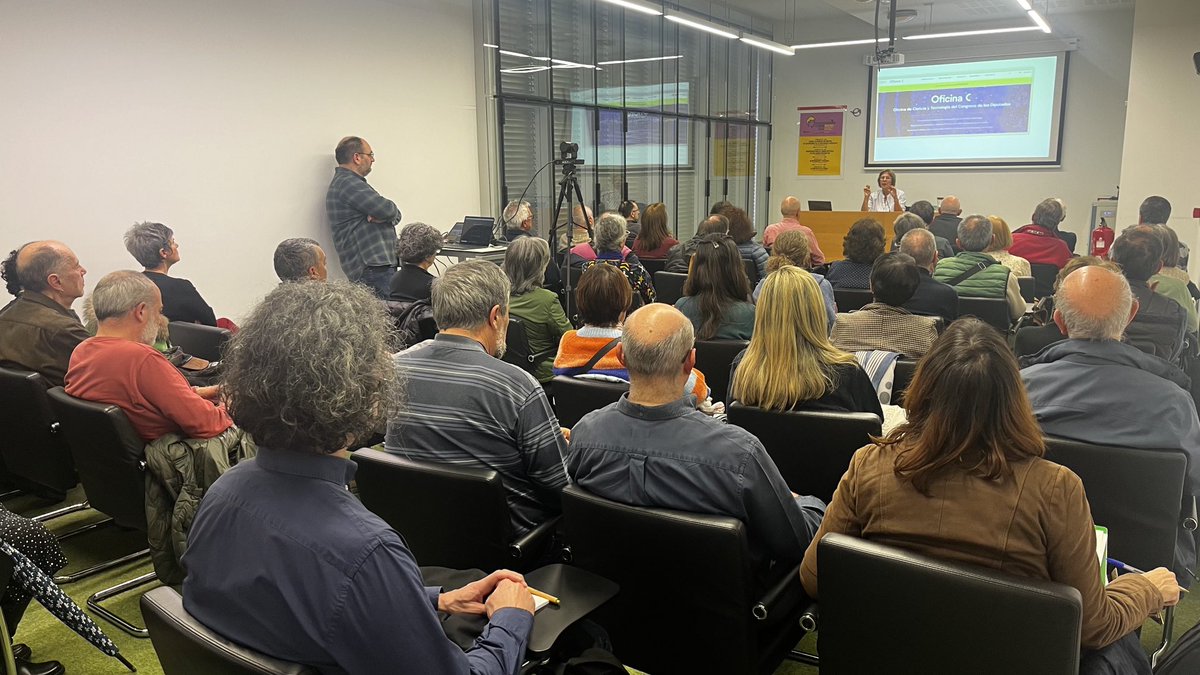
[533,595,550,612]
[1096,525,1109,586]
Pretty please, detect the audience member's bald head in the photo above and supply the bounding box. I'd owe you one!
[900,228,938,270]
[620,304,695,379]
[780,196,802,218]
[1054,266,1137,341]
[2,241,86,305]
[697,214,730,236]
[938,195,961,216]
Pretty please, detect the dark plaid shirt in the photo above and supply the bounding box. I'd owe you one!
[325,167,401,281]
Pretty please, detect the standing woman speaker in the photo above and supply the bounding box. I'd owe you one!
[861,169,906,213]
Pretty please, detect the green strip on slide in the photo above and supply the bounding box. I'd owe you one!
[878,77,1031,93]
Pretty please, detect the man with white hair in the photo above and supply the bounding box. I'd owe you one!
[933,214,1026,321]
[568,304,825,568]
[65,271,232,442]
[502,200,534,241]
[928,195,962,250]
[1021,266,1200,582]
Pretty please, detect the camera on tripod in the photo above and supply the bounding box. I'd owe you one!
[558,141,584,174]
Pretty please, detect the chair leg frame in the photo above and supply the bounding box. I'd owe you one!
[54,547,148,585]
[787,650,820,666]
[87,570,158,638]
[1150,605,1175,667]
[31,499,90,523]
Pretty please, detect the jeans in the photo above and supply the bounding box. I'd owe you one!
[359,265,397,299]
[1079,631,1152,675]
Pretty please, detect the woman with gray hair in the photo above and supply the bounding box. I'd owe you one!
[572,213,656,308]
[124,220,217,326]
[388,222,443,302]
[504,238,572,384]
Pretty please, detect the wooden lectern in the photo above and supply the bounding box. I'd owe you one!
[794,211,902,260]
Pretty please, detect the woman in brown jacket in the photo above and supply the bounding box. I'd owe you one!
[800,318,1181,673]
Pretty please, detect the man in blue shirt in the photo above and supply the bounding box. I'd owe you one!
[183,280,534,675]
[325,136,402,297]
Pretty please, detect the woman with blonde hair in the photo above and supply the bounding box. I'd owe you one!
[730,266,880,415]
[985,215,1032,277]
[755,230,837,331]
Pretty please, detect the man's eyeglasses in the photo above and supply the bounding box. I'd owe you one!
[356,151,375,159]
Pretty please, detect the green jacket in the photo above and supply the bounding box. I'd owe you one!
[933,251,1010,299]
[508,288,573,383]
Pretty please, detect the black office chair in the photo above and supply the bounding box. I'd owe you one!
[500,317,554,377]
[726,404,881,503]
[694,339,748,404]
[46,387,158,637]
[142,586,317,675]
[817,533,1081,675]
[561,485,813,675]
[956,296,1011,334]
[639,258,666,276]
[1030,263,1059,299]
[833,288,873,313]
[653,271,687,305]
[1043,436,1191,663]
[1017,276,1036,302]
[0,367,84,507]
[552,375,627,428]
[891,358,918,407]
[742,258,759,287]
[352,449,556,571]
[168,322,231,362]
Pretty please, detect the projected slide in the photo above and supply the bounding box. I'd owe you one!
[570,84,691,167]
[866,54,1066,167]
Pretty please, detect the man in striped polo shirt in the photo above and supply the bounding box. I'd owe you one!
[384,260,569,537]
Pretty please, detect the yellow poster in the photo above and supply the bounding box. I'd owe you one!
[797,108,844,177]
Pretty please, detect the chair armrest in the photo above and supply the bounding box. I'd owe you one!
[529,348,557,365]
[752,564,804,621]
[799,602,820,632]
[509,516,560,563]
[1183,495,1198,531]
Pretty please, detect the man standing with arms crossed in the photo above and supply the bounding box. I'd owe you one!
[326,136,402,298]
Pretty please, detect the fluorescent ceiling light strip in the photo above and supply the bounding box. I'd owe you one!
[740,36,795,56]
[664,12,739,39]
[791,38,888,49]
[499,49,530,58]
[483,43,499,49]
[550,58,598,69]
[903,25,1042,40]
[597,0,662,16]
[597,55,684,65]
[1027,9,1052,33]
[1016,0,1032,10]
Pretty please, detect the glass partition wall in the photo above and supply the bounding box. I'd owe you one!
[487,0,774,241]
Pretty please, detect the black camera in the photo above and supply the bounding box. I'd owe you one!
[559,141,579,161]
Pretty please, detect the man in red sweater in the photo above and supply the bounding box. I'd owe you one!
[65,270,232,442]
[1010,198,1073,270]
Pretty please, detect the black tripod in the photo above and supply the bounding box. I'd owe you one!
[548,143,590,323]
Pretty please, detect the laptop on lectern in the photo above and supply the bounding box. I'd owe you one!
[807,200,833,211]
[460,216,495,246]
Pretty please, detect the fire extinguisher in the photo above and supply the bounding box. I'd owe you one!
[1090,219,1114,259]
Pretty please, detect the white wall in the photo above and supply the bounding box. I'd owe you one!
[1115,0,1200,272]
[0,0,480,320]
[769,9,1134,245]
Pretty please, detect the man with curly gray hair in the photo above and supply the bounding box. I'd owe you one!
[386,260,569,537]
[389,222,442,302]
[183,280,535,674]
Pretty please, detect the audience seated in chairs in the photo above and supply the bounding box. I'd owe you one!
[124,221,216,326]
[65,271,232,443]
[1009,198,1073,271]
[272,238,328,283]
[825,218,885,290]
[630,203,677,260]
[1013,256,1117,358]
[1146,224,1199,334]
[385,260,569,539]
[731,266,881,418]
[389,222,442,302]
[801,317,1181,675]
[984,215,1032,278]
[568,303,825,570]
[558,204,593,252]
[1110,225,1190,364]
[763,196,826,265]
[0,241,90,387]
[933,214,1026,322]
[183,280,535,674]
[753,229,836,331]
[617,200,640,245]
[831,253,939,359]
[720,205,767,282]
[1020,265,1200,583]
[553,264,709,404]
[503,238,571,386]
[575,213,655,308]
[898,228,957,326]
[663,213,729,273]
[890,210,954,261]
[676,234,755,340]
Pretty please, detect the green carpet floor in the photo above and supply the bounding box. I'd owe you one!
[10,486,1199,674]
